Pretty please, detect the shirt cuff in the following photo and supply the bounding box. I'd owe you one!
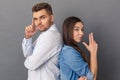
[23,37,32,46]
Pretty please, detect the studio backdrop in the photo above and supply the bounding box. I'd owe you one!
[0,0,120,80]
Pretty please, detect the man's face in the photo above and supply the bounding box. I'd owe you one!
[33,9,54,31]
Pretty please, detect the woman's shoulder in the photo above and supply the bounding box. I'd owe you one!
[62,45,75,51]
[60,45,79,56]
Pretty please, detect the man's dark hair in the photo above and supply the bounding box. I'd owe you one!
[32,2,53,15]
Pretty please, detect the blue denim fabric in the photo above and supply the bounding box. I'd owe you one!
[59,45,93,80]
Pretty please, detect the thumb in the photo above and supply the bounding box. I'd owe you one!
[82,42,88,49]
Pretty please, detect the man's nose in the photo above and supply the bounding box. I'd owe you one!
[38,18,42,24]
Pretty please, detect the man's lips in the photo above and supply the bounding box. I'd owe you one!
[38,25,43,29]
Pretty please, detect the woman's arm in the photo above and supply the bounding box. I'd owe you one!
[82,32,98,80]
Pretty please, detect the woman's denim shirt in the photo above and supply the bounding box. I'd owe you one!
[59,45,93,80]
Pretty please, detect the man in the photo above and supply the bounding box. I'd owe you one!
[22,2,62,80]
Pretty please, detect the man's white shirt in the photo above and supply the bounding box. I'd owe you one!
[22,24,62,80]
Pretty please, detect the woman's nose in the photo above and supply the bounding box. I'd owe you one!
[79,30,84,35]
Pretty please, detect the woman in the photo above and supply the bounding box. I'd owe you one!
[59,16,98,80]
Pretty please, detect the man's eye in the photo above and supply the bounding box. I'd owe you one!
[41,16,45,19]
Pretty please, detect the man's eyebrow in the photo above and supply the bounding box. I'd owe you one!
[33,15,46,20]
[33,17,37,20]
[39,15,45,18]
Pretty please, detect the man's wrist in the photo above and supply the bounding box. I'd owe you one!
[25,35,32,39]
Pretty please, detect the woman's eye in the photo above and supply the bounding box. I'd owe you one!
[81,28,84,31]
[74,28,79,31]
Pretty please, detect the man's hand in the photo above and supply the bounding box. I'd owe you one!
[25,19,38,39]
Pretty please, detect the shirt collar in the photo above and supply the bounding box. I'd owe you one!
[48,24,56,31]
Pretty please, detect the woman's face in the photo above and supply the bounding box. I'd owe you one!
[73,22,84,43]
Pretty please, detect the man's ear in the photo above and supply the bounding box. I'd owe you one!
[51,15,54,22]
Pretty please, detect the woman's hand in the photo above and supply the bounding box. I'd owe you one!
[82,32,98,55]
[78,76,87,80]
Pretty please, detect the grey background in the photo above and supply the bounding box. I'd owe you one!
[0,0,120,80]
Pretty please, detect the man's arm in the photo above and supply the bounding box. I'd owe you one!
[24,31,62,70]
[22,19,38,57]
[22,38,33,57]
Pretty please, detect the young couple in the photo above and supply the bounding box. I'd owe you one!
[22,2,98,80]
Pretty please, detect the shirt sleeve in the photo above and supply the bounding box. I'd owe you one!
[86,70,93,80]
[22,38,33,57]
[62,47,93,80]
[24,31,62,70]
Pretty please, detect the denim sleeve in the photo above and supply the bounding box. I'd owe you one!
[63,47,93,79]
[86,69,93,80]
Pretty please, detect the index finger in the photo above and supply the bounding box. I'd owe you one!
[89,32,94,43]
[91,32,94,42]
[32,19,35,29]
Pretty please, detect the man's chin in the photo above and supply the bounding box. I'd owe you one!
[38,28,47,32]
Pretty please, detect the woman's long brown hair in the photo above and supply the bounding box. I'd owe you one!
[62,16,89,64]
